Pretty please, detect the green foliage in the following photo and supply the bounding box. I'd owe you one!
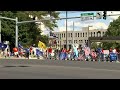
[91,42,98,49]
[102,16,120,49]
[0,11,59,48]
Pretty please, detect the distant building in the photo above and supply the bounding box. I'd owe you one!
[53,27,107,49]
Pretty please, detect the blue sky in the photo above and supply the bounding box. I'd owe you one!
[41,11,120,34]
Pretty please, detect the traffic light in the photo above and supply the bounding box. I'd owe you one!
[103,11,107,20]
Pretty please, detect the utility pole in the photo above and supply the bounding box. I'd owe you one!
[72,21,74,45]
[15,17,18,47]
[66,11,68,50]
[0,19,1,43]
[88,26,92,48]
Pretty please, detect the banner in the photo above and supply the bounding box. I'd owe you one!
[103,50,109,54]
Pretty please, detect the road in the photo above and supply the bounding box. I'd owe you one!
[0,59,120,79]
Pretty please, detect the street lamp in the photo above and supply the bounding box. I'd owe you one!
[66,11,68,50]
[0,17,1,43]
[88,26,92,48]
[0,13,2,43]
[72,21,75,45]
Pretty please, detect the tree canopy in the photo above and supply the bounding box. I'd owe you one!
[103,16,120,49]
[0,11,59,49]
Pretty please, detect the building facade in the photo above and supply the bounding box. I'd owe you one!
[53,27,107,49]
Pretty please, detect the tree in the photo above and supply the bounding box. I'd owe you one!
[0,11,59,49]
[91,42,98,49]
[102,16,120,49]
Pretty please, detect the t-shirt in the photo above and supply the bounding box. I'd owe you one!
[62,49,66,53]
[48,48,52,53]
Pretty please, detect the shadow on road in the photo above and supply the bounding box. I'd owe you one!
[3,65,31,68]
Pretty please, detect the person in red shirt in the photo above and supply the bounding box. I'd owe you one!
[48,47,52,54]
[48,47,52,59]
[29,46,33,55]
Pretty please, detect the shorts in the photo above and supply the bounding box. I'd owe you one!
[14,52,18,55]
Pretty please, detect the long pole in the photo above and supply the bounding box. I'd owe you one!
[66,11,68,50]
[0,19,1,43]
[88,26,89,47]
[15,17,18,47]
[72,21,74,45]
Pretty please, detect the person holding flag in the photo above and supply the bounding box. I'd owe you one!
[38,41,47,58]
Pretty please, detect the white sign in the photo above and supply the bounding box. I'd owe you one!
[81,13,94,21]
[103,50,109,54]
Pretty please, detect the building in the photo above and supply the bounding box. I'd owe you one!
[53,27,107,49]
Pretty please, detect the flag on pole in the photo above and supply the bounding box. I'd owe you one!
[38,41,47,50]
[18,43,23,49]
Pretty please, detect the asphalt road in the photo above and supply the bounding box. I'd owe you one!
[0,59,120,79]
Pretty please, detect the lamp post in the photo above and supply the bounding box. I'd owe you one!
[15,17,18,48]
[0,18,1,43]
[0,13,2,43]
[88,26,92,48]
[66,11,68,50]
[72,21,74,46]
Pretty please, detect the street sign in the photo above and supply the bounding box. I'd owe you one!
[81,13,94,21]
[96,12,102,19]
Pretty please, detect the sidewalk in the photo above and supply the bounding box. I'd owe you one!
[0,56,45,60]
[0,56,27,59]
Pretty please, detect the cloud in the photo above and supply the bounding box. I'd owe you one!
[58,20,108,32]
[107,11,120,20]
[58,26,73,32]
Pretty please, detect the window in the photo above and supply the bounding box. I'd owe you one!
[78,33,79,37]
[64,33,65,38]
[85,40,86,43]
[83,33,84,37]
[74,40,76,43]
[94,32,95,37]
[71,33,72,37]
[81,40,83,42]
[60,34,61,39]
[91,32,92,37]
[76,40,77,43]
[86,32,87,37]
[75,33,77,37]
[58,41,59,43]
[103,32,105,35]
[58,34,59,38]
[62,33,63,38]
[79,40,81,43]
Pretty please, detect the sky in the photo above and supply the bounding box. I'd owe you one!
[41,11,120,35]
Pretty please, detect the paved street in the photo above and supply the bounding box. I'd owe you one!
[0,59,120,79]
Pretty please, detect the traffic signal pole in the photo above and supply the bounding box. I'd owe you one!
[15,17,18,48]
[0,16,16,46]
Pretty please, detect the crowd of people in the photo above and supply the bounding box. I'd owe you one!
[0,42,119,63]
[46,45,120,62]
